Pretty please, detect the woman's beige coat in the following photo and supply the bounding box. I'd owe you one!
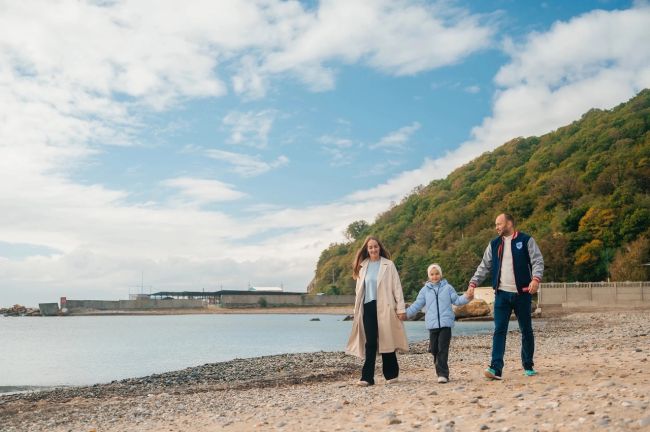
[345,257,409,359]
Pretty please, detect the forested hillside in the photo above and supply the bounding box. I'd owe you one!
[311,90,650,300]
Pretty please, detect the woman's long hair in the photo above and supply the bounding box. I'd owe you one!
[352,236,391,279]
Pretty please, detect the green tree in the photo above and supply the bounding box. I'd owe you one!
[344,220,370,241]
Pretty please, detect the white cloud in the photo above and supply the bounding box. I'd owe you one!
[349,5,650,203]
[464,85,481,93]
[262,0,496,89]
[370,122,421,152]
[222,110,276,148]
[319,134,357,166]
[322,147,352,167]
[161,177,247,205]
[206,149,289,177]
[319,135,354,148]
[232,55,269,99]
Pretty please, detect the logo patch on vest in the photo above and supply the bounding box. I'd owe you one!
[516,241,523,250]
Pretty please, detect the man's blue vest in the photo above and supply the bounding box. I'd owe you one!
[490,231,533,292]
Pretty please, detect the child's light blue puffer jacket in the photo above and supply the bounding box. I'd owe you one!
[405,279,469,329]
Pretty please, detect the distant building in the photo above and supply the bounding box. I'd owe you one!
[248,286,283,292]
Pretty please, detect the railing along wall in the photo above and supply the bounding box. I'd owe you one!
[538,281,650,306]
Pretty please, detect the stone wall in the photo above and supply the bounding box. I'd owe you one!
[302,295,356,306]
[218,294,356,308]
[65,299,206,312]
[219,294,304,307]
[38,303,60,316]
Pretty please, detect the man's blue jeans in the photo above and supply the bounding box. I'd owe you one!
[490,290,534,375]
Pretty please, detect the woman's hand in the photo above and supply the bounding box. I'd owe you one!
[397,313,406,321]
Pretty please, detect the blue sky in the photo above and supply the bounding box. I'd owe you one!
[1,0,649,306]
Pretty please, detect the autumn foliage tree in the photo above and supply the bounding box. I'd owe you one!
[610,235,650,281]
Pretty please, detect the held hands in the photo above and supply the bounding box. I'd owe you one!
[397,312,407,321]
[466,285,475,301]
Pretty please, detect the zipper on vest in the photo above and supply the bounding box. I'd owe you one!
[510,238,521,295]
[434,287,441,328]
[496,239,503,289]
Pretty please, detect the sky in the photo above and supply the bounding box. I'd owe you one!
[1,0,650,306]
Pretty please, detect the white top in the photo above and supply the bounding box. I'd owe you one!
[364,259,381,303]
[499,235,518,293]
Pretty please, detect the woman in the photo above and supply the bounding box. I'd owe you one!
[345,236,409,386]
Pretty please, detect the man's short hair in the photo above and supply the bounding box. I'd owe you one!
[503,213,515,225]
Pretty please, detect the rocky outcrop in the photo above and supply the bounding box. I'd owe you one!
[0,304,41,317]
[453,299,491,319]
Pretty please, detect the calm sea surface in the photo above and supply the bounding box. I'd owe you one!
[0,314,516,391]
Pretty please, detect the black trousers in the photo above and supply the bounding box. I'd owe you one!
[429,327,452,379]
[361,300,399,384]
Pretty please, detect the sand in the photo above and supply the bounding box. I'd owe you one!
[1,311,649,432]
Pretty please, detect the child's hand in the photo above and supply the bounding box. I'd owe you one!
[397,313,407,321]
[466,286,475,300]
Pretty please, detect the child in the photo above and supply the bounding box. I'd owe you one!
[405,264,474,383]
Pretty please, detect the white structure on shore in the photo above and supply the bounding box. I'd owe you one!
[248,286,283,292]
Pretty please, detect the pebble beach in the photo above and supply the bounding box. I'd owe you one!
[1,311,649,432]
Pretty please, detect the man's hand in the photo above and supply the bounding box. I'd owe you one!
[528,279,540,294]
[466,286,475,300]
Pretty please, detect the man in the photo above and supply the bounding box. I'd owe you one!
[468,213,544,380]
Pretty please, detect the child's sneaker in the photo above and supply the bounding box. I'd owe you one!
[524,369,538,376]
[437,376,448,383]
[484,367,502,380]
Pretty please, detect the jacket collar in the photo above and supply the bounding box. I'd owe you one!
[426,279,446,290]
[500,230,519,242]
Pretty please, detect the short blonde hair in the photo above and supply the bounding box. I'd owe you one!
[427,263,442,278]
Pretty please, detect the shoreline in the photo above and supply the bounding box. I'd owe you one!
[1,311,649,431]
[0,305,355,317]
[74,305,355,315]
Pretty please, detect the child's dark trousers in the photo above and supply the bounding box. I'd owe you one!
[429,327,452,378]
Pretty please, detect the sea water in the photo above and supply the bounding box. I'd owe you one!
[0,314,516,390]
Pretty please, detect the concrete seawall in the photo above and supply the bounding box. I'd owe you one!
[65,299,205,313]
[538,281,650,311]
[38,303,60,316]
[61,294,356,313]
[218,294,355,308]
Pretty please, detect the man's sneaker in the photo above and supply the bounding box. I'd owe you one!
[524,369,538,376]
[385,377,399,385]
[484,367,503,380]
[437,376,449,383]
